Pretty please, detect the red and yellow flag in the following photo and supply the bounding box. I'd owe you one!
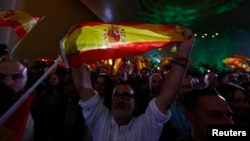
[0,10,40,38]
[111,58,124,76]
[135,56,148,72]
[60,22,185,67]
[222,56,250,72]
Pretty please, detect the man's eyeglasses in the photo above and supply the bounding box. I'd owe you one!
[112,92,134,100]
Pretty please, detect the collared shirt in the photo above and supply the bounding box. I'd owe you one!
[79,91,171,141]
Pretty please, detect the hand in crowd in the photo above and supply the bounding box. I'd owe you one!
[176,28,195,58]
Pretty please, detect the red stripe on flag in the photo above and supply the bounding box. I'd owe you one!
[2,93,35,141]
[0,20,27,38]
[65,41,173,67]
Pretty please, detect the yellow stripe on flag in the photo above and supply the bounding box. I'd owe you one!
[0,10,40,38]
[60,22,185,67]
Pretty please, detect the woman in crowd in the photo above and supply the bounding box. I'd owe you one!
[216,82,250,125]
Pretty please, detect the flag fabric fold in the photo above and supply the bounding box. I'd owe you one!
[1,93,34,141]
[0,10,40,38]
[60,22,186,67]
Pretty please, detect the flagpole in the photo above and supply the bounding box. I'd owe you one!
[0,57,61,124]
[9,15,46,55]
[59,38,70,69]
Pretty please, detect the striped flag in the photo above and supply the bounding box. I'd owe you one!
[60,22,185,67]
[0,10,40,38]
[135,56,147,72]
[222,56,250,72]
[111,58,124,76]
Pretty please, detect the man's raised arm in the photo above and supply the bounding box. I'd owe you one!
[156,28,195,113]
[71,64,95,101]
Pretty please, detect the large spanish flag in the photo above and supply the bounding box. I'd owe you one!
[60,22,185,67]
[0,10,40,38]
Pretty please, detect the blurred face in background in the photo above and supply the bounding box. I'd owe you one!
[94,76,108,97]
[204,72,219,87]
[139,69,149,81]
[115,69,128,83]
[179,77,193,99]
[149,73,162,96]
[48,73,59,86]
[229,89,250,118]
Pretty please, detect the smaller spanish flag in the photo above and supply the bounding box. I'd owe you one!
[135,56,147,72]
[60,22,186,67]
[111,58,124,76]
[0,10,40,38]
[222,56,250,72]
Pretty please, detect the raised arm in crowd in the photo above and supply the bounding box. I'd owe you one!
[71,28,195,141]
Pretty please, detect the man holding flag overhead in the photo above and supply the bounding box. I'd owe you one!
[71,28,195,141]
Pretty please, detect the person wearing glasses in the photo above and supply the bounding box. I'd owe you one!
[71,28,195,141]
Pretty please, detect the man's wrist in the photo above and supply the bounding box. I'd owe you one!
[174,55,190,63]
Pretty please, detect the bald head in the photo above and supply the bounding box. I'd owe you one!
[0,60,27,93]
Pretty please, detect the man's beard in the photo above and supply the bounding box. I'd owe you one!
[0,81,20,116]
[112,102,133,120]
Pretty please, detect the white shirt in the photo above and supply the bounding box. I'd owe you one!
[79,91,171,141]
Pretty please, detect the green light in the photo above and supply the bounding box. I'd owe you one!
[136,0,248,72]
[137,0,245,25]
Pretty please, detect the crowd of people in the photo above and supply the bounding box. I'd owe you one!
[1,28,250,141]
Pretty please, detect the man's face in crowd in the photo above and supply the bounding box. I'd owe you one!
[140,69,149,81]
[111,84,134,120]
[149,74,162,95]
[0,61,27,93]
[179,77,193,98]
[115,69,127,83]
[186,95,234,140]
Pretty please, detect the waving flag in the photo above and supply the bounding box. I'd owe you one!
[60,22,185,67]
[135,56,149,72]
[222,56,250,72]
[111,58,124,76]
[0,10,40,38]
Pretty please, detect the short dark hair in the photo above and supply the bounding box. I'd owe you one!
[115,81,134,90]
[113,81,138,99]
[183,87,221,112]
